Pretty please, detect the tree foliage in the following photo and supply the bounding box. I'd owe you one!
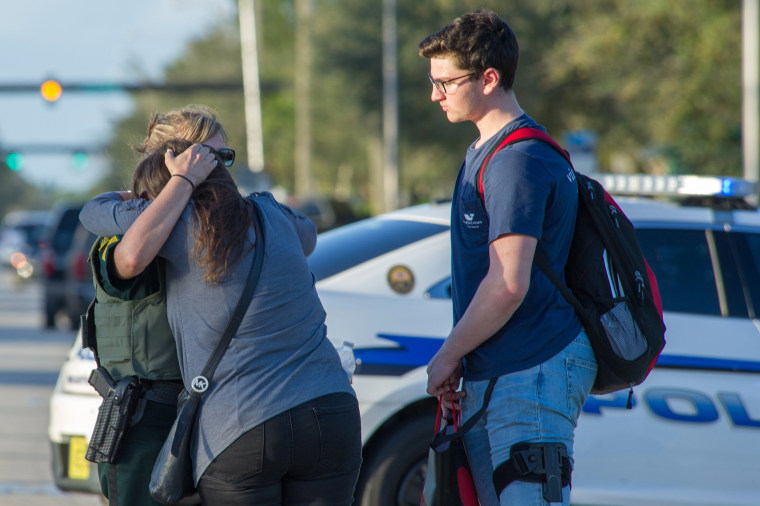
[0,169,48,220]
[92,0,742,210]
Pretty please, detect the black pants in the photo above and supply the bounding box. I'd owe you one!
[197,392,362,506]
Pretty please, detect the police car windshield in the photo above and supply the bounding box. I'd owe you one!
[308,218,449,281]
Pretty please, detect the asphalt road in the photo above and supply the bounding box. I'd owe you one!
[0,272,102,506]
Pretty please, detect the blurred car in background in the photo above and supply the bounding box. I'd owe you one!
[49,174,760,504]
[39,203,83,329]
[63,222,97,327]
[292,196,361,232]
[48,328,101,495]
[0,210,49,282]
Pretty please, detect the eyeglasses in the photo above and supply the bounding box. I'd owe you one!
[202,145,236,167]
[428,72,476,95]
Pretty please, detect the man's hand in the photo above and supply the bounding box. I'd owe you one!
[165,144,218,187]
[439,383,466,419]
[426,346,463,397]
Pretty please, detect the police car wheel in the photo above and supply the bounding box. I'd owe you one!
[354,416,431,506]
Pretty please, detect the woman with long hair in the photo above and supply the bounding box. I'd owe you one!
[80,135,362,505]
[89,104,235,506]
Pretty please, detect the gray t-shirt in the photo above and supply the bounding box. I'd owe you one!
[80,191,354,482]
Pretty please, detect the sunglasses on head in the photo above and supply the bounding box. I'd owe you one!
[202,144,236,167]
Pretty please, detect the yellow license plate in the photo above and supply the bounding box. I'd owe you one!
[68,436,90,480]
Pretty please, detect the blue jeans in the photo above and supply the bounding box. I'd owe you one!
[461,330,597,506]
[197,392,362,506]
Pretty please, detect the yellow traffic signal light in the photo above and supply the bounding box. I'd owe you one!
[40,80,62,102]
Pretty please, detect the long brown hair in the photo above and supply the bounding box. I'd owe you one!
[132,139,255,285]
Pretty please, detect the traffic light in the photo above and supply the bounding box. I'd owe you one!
[5,152,24,171]
[71,152,88,170]
[40,79,62,102]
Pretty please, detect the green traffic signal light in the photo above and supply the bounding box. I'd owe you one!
[5,152,24,171]
[71,152,89,170]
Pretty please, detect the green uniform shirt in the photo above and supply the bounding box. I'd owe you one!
[96,235,159,300]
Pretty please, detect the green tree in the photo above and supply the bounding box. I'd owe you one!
[92,2,297,196]
[532,0,741,175]
[0,166,51,219]
[92,0,743,210]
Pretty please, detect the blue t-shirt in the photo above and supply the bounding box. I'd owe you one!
[451,115,582,381]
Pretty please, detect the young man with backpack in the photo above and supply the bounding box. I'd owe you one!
[419,10,598,505]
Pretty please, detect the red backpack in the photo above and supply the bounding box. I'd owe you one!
[477,128,666,405]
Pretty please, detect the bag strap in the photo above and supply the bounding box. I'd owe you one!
[170,199,267,456]
[533,248,584,316]
[434,382,463,434]
[477,127,572,203]
[192,199,266,392]
[431,377,497,447]
[475,126,583,318]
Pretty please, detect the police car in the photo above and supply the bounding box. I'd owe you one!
[49,174,760,505]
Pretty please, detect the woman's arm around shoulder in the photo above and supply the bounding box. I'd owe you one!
[80,191,146,238]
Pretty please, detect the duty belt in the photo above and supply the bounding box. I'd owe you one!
[141,379,184,405]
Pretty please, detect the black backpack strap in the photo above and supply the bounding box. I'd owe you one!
[533,247,584,316]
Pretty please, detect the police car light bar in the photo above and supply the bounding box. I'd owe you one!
[596,174,758,198]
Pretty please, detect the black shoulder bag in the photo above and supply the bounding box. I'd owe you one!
[149,202,266,505]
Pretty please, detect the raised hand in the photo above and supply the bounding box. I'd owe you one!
[165,143,218,188]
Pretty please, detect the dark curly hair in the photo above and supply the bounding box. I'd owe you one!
[417,9,519,91]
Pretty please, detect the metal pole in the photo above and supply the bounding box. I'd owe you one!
[295,0,313,197]
[239,0,265,172]
[743,0,759,198]
[382,0,399,212]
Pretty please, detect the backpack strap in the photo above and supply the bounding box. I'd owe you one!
[475,125,578,296]
[477,127,588,372]
[475,126,577,302]
[532,248,583,315]
[477,127,573,203]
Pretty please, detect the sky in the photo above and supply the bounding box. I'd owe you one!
[0,0,237,194]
